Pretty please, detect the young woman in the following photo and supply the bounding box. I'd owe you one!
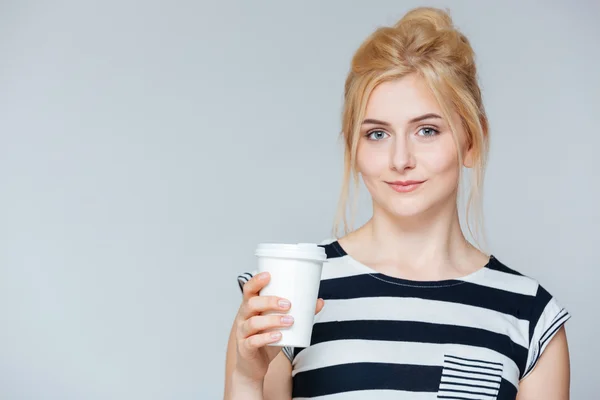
[224,7,571,400]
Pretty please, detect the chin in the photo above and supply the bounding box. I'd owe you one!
[380,197,434,219]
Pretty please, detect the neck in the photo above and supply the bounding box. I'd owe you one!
[349,194,479,278]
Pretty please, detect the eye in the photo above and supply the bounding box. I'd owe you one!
[417,127,439,137]
[366,130,389,141]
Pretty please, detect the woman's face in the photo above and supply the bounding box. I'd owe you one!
[356,73,472,219]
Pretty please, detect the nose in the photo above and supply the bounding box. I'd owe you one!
[390,134,415,172]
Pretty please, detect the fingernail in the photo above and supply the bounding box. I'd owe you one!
[281,315,294,325]
[271,331,282,339]
[257,272,269,280]
[278,299,291,309]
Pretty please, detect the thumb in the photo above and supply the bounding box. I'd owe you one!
[315,298,325,315]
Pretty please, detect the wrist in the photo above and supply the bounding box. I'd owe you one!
[231,368,264,393]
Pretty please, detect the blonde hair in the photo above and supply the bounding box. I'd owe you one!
[332,7,490,251]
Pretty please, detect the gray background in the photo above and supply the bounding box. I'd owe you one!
[1,0,598,399]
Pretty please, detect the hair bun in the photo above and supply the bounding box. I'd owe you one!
[394,7,454,32]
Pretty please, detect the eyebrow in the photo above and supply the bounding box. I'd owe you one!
[362,113,442,126]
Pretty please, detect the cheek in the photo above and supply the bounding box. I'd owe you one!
[356,145,388,178]
[418,137,459,176]
[421,151,457,175]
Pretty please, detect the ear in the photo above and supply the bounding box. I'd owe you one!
[462,145,475,168]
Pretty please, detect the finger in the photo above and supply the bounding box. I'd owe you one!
[315,298,325,314]
[242,272,270,300]
[243,295,291,318]
[244,331,283,350]
[241,314,294,338]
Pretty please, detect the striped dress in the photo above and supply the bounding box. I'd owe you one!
[237,240,571,400]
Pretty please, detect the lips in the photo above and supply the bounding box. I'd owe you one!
[386,180,425,193]
[387,180,425,186]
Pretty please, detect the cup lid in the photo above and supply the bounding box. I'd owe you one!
[255,243,327,261]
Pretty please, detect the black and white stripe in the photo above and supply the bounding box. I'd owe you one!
[438,355,503,399]
[235,240,571,399]
[237,272,254,291]
[540,308,570,349]
[522,306,571,378]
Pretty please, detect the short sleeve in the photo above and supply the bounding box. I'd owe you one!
[236,271,295,363]
[237,271,257,292]
[522,284,571,379]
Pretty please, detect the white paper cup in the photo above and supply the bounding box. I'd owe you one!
[255,243,327,348]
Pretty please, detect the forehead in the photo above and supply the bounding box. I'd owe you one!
[365,74,441,121]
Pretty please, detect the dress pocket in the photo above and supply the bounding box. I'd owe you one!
[437,354,503,399]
